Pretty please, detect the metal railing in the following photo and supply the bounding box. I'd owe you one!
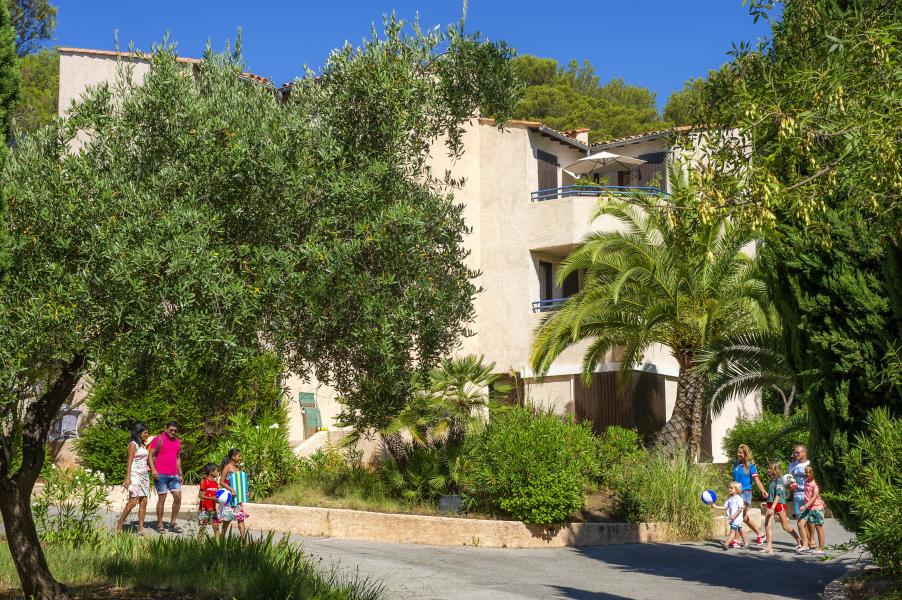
[531,298,568,313]
[530,185,667,202]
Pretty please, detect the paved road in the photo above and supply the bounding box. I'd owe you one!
[105,511,863,600]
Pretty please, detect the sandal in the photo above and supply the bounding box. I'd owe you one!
[169,524,184,534]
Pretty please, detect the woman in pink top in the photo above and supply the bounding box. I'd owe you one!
[796,465,827,554]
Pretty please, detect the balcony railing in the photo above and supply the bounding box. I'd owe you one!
[531,297,568,313]
[530,185,667,202]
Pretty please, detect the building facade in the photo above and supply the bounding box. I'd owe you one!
[57,48,758,462]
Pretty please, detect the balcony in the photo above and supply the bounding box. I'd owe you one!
[530,185,666,202]
[531,297,567,313]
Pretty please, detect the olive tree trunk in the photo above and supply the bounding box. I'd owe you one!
[0,354,84,600]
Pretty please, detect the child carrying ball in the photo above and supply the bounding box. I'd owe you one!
[198,463,221,539]
[713,482,748,550]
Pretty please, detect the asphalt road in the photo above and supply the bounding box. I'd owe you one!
[104,511,863,600]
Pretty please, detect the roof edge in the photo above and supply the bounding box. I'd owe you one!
[478,118,588,151]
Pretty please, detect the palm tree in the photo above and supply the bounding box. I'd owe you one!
[696,330,797,417]
[531,173,774,458]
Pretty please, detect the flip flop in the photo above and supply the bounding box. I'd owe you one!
[169,524,184,534]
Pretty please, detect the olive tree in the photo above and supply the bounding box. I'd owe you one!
[0,17,518,599]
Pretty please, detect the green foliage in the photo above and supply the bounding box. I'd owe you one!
[0,533,385,599]
[386,354,510,448]
[379,443,458,504]
[693,0,901,529]
[462,407,601,524]
[662,77,704,126]
[696,330,797,418]
[596,426,644,486]
[836,408,902,572]
[607,448,717,540]
[78,352,285,483]
[32,464,109,546]
[203,408,301,499]
[0,0,17,140]
[8,0,56,57]
[510,54,665,142]
[12,46,56,134]
[721,411,809,488]
[531,172,775,451]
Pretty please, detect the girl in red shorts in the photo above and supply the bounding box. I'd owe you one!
[762,461,801,553]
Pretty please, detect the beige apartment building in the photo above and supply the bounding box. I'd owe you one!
[58,48,758,463]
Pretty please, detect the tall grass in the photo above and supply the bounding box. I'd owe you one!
[0,534,385,600]
[608,448,718,540]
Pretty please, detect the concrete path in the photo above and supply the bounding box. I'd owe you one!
[105,510,863,600]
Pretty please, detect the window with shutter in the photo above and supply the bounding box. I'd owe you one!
[536,149,559,191]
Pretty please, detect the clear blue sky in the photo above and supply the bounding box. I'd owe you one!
[50,1,772,111]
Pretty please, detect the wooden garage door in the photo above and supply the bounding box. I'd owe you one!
[574,372,666,444]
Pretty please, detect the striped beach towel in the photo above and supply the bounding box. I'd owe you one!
[228,470,249,507]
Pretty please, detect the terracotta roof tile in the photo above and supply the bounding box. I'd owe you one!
[590,125,693,148]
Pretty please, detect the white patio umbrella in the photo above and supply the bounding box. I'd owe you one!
[563,151,646,177]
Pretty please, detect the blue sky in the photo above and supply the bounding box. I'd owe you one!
[50,1,772,111]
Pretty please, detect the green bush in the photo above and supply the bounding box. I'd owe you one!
[836,408,902,572]
[78,352,285,482]
[32,465,109,546]
[379,443,458,504]
[607,448,717,540]
[597,426,644,486]
[462,407,601,525]
[203,408,301,500]
[721,410,808,487]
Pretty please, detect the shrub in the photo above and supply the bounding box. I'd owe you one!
[835,407,902,572]
[32,465,109,546]
[379,443,458,504]
[597,426,644,486]
[607,448,717,540]
[721,410,808,486]
[78,352,284,482]
[203,408,301,500]
[462,407,601,525]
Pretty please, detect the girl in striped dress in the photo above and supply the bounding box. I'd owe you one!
[218,448,250,537]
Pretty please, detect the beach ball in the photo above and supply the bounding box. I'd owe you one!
[215,489,233,505]
[701,489,717,505]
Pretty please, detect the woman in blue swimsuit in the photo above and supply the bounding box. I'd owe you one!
[733,444,768,546]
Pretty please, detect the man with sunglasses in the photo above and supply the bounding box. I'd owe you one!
[149,421,183,534]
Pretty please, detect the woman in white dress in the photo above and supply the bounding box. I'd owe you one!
[116,422,151,534]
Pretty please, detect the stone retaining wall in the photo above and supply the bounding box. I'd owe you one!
[242,502,756,549]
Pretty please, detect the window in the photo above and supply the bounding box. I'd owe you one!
[562,270,579,298]
[539,261,553,301]
[536,149,558,191]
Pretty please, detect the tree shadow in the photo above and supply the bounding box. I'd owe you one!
[547,586,638,600]
[570,540,861,600]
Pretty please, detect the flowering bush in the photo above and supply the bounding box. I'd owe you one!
[33,465,109,546]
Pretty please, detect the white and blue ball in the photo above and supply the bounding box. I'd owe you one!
[701,489,717,505]
[215,489,233,505]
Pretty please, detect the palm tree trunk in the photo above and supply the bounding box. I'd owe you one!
[381,432,407,469]
[656,366,706,455]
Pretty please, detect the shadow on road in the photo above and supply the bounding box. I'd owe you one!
[549,586,638,600]
[570,539,861,600]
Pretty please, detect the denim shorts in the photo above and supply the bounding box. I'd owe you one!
[154,473,182,494]
[740,490,752,506]
[729,523,743,531]
[793,494,805,518]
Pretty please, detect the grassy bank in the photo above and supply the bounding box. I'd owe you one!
[0,533,384,600]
